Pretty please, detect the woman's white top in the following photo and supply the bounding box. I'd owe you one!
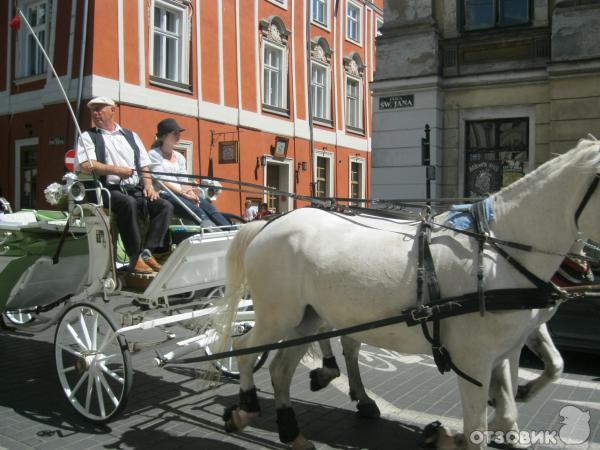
[149,148,188,192]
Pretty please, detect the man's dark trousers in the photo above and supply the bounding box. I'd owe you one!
[104,186,174,259]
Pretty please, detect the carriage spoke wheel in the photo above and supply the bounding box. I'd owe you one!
[54,303,132,423]
[203,286,268,379]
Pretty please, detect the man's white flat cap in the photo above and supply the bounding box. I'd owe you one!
[87,96,116,108]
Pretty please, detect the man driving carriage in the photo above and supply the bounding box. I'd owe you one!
[75,96,174,274]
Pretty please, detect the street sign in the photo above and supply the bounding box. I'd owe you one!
[379,95,414,110]
[64,149,76,172]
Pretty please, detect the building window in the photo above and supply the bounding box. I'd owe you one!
[465,117,529,197]
[260,17,290,114]
[464,0,529,31]
[20,145,38,209]
[151,1,190,84]
[346,1,361,44]
[350,159,364,205]
[346,76,362,130]
[315,156,329,197]
[263,43,285,109]
[267,0,287,7]
[17,0,49,78]
[312,0,328,27]
[376,17,383,37]
[311,63,330,121]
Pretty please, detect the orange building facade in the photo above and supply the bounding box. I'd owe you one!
[1,0,382,216]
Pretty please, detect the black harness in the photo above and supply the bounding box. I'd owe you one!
[413,173,599,385]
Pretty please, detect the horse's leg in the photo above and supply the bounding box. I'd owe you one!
[487,356,520,433]
[270,309,324,450]
[271,344,317,450]
[517,323,563,402]
[223,328,264,433]
[340,335,380,418]
[224,314,301,434]
[309,337,341,391]
[432,364,491,450]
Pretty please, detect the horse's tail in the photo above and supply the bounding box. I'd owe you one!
[209,220,268,373]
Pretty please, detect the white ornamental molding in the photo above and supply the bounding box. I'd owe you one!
[343,53,364,77]
[259,16,290,45]
[310,37,332,63]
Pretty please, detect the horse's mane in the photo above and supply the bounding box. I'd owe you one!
[491,138,600,204]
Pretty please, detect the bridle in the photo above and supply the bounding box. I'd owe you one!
[574,172,600,228]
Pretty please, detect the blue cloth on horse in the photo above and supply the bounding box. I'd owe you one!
[444,198,494,231]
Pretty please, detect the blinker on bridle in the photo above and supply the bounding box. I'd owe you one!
[574,173,600,227]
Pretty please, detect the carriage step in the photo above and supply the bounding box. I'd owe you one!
[120,271,157,291]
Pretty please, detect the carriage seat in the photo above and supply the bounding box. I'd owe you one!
[0,211,39,226]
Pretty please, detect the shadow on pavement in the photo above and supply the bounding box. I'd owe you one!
[205,392,425,450]
[103,428,249,450]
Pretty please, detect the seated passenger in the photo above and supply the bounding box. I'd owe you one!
[149,118,230,229]
[76,97,173,274]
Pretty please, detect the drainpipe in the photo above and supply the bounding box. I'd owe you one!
[73,0,89,145]
[306,0,315,198]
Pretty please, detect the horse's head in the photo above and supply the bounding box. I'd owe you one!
[574,140,600,244]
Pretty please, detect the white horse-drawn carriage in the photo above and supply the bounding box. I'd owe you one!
[0,178,267,423]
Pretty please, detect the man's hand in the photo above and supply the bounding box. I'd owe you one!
[143,185,159,201]
[116,166,134,179]
[181,189,199,203]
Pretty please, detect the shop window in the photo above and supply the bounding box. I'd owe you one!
[465,117,529,197]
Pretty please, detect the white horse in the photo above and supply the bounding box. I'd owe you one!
[215,139,600,450]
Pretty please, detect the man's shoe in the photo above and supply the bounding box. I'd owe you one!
[144,256,162,272]
[129,257,154,274]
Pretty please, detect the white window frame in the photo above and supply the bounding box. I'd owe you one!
[149,0,190,85]
[174,140,194,173]
[311,61,331,121]
[262,156,293,212]
[311,0,330,30]
[349,156,366,204]
[266,0,288,9]
[376,17,384,37]
[346,0,363,45]
[345,74,363,130]
[14,137,39,211]
[262,41,288,111]
[16,0,50,79]
[313,150,335,197]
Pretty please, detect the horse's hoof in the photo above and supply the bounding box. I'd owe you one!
[290,434,316,450]
[516,384,530,402]
[309,369,330,391]
[422,421,442,448]
[224,419,238,433]
[356,401,381,419]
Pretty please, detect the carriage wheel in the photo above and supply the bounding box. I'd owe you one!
[3,309,35,325]
[203,286,269,379]
[54,303,133,423]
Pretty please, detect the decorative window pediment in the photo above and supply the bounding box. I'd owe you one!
[310,37,332,64]
[343,52,364,77]
[259,16,290,46]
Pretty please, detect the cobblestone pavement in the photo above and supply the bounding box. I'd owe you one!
[0,300,599,450]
